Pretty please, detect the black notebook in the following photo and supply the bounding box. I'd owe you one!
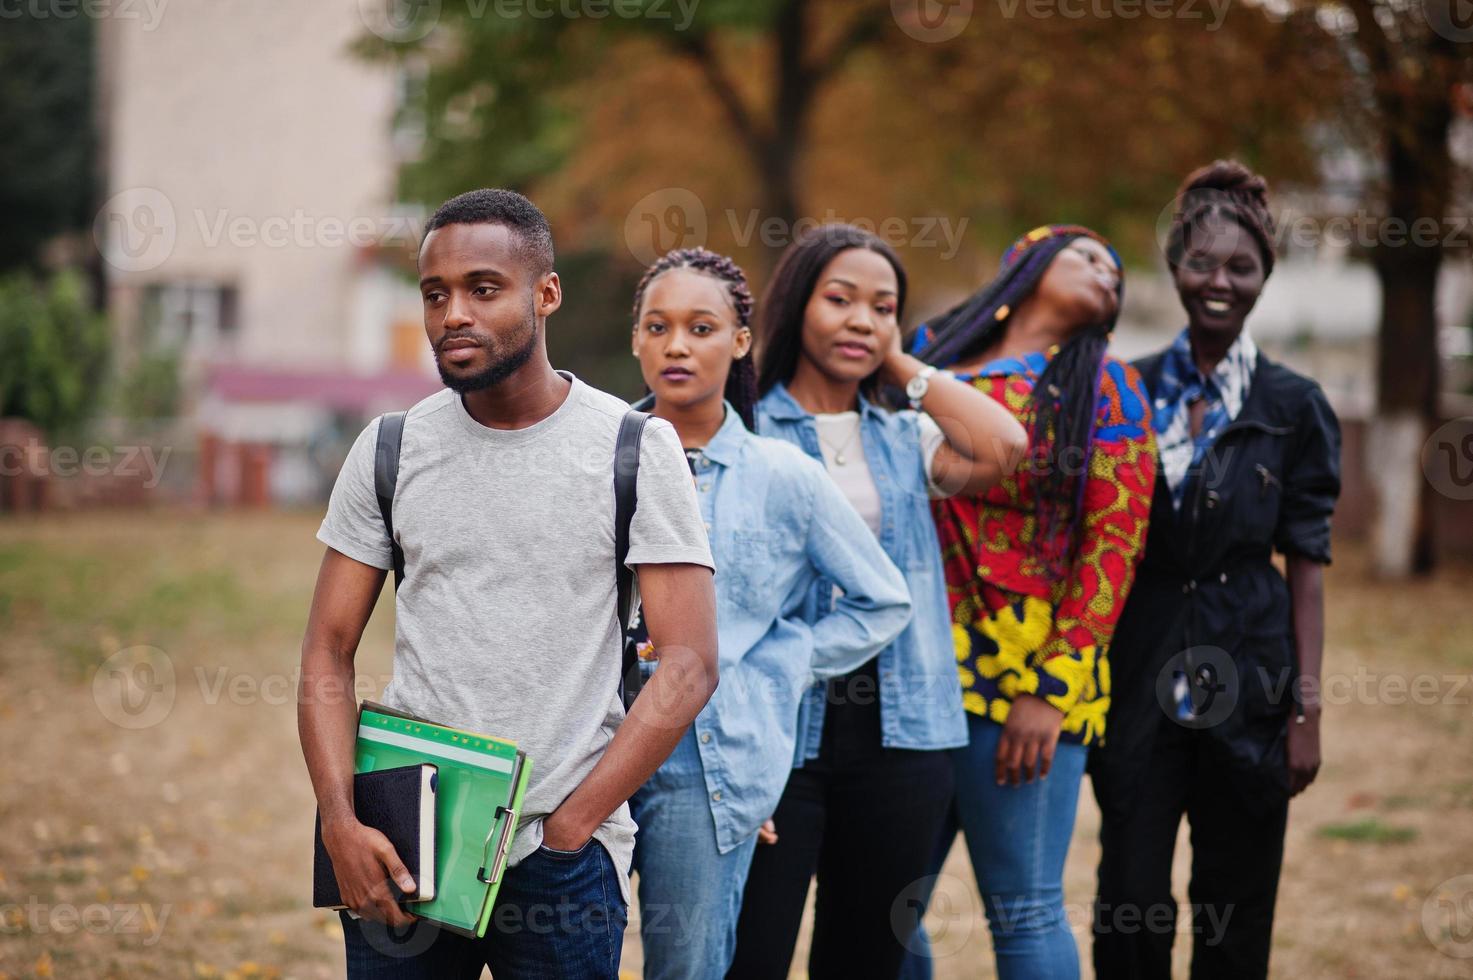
[313,763,438,909]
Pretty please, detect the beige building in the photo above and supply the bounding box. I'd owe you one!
[96,0,438,503]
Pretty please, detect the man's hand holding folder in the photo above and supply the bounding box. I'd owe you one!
[321,816,418,927]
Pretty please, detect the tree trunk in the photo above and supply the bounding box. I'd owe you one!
[1369,54,1453,577]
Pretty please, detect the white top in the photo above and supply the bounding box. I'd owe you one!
[813,412,882,535]
[813,411,949,539]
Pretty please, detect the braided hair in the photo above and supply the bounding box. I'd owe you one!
[1166,160,1276,277]
[631,247,758,430]
[913,225,1123,575]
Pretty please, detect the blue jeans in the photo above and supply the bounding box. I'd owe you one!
[629,726,759,980]
[903,713,1088,980]
[341,836,627,979]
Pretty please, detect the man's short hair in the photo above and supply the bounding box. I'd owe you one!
[423,189,554,276]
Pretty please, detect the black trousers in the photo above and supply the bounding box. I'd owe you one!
[1092,717,1289,980]
[727,662,954,980]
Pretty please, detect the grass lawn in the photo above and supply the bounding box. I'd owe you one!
[1,511,1470,978]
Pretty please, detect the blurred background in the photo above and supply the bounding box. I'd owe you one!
[2,0,1473,977]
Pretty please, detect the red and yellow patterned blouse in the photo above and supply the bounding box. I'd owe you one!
[929,345,1156,745]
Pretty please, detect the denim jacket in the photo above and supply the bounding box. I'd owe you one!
[756,384,968,759]
[633,400,913,852]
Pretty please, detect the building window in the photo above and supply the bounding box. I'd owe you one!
[141,281,239,356]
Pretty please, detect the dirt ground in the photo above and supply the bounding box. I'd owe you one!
[1,511,1470,979]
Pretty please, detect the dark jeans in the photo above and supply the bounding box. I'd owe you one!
[1092,717,1288,980]
[342,837,627,980]
[728,662,955,980]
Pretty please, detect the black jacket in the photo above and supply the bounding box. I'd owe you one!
[1091,348,1341,813]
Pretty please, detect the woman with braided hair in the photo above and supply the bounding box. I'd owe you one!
[1090,162,1341,979]
[621,247,915,979]
[903,223,1158,980]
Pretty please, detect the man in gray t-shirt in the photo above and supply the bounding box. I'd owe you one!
[300,190,717,980]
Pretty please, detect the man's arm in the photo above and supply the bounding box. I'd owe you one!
[297,547,417,927]
[540,561,718,850]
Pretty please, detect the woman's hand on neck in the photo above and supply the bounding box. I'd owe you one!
[786,356,862,415]
[651,392,727,450]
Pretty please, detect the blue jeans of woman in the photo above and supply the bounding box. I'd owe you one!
[904,712,1088,980]
[628,725,760,980]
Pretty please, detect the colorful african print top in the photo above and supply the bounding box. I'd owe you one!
[926,344,1156,745]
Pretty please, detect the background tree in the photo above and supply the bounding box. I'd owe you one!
[0,13,96,273]
[1295,0,1470,576]
[0,271,110,439]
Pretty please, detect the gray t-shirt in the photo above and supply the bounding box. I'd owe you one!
[317,372,713,903]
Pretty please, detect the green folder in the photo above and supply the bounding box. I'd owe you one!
[353,700,532,938]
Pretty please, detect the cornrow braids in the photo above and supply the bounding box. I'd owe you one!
[631,247,758,431]
[1166,159,1276,277]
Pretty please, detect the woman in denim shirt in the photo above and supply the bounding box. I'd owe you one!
[730,225,1028,979]
[622,247,914,980]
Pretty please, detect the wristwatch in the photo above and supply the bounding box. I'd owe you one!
[906,365,941,410]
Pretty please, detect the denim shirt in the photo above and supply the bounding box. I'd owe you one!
[633,399,913,852]
[756,383,968,759]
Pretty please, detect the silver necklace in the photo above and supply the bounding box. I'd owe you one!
[817,421,860,465]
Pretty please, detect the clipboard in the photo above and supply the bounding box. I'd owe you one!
[351,701,532,938]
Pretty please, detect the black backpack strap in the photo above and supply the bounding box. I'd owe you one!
[614,409,649,708]
[374,411,407,591]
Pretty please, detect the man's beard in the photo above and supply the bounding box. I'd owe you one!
[435,320,540,394]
